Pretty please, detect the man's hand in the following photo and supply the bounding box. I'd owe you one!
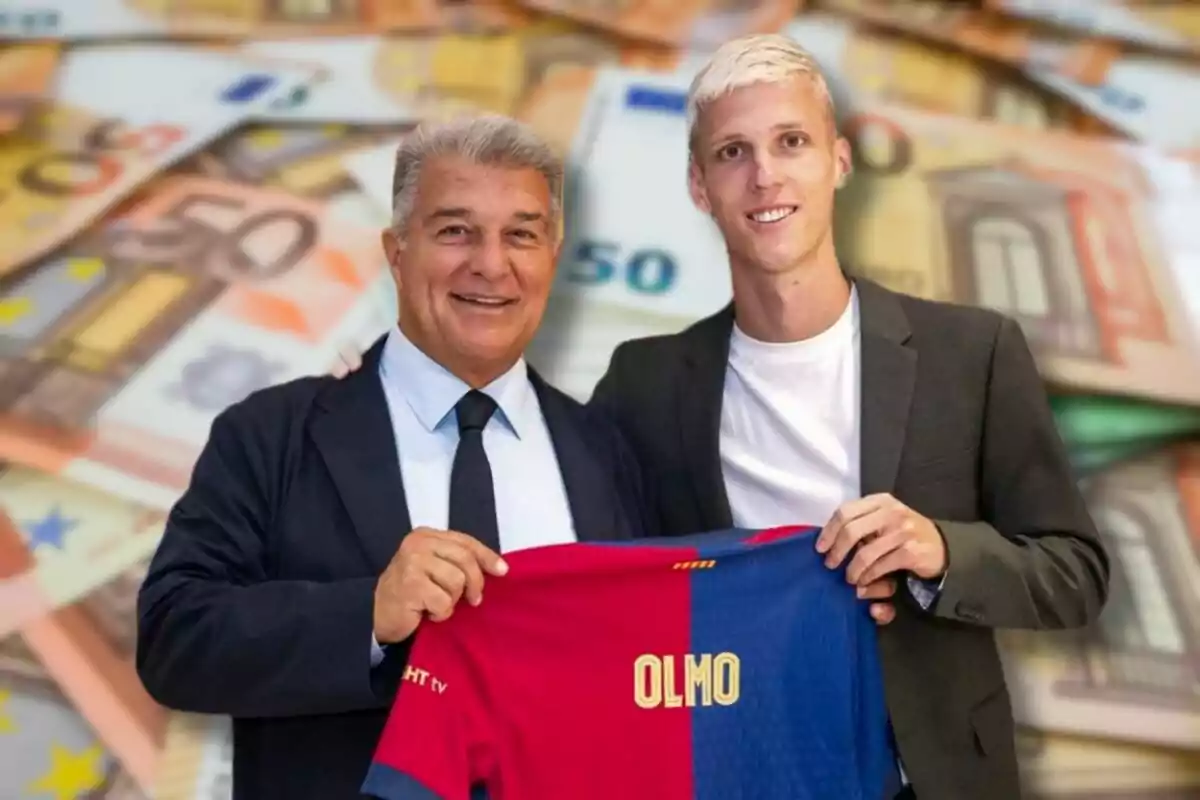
[330,344,364,379]
[373,527,508,645]
[815,493,947,623]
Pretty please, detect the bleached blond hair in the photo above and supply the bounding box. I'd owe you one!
[686,33,837,161]
[390,114,563,236]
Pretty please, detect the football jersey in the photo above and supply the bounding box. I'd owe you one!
[362,525,900,800]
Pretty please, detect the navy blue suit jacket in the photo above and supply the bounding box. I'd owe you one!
[135,335,651,799]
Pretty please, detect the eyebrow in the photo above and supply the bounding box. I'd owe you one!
[425,208,548,226]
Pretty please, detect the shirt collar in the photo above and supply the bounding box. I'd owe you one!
[378,325,532,438]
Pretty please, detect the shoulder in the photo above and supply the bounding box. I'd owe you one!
[207,373,341,450]
[873,281,1011,359]
[605,304,732,375]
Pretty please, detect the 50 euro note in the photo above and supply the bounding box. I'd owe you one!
[830,101,1200,405]
[0,0,445,40]
[1,554,168,796]
[814,0,1124,86]
[0,174,395,511]
[998,444,1200,749]
[0,43,322,280]
[154,712,233,800]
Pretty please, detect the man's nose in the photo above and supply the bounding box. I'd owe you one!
[472,234,510,279]
[753,155,783,189]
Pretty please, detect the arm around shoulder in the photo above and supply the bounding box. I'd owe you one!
[135,399,391,718]
[930,316,1111,630]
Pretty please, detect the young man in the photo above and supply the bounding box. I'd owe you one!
[588,34,1110,800]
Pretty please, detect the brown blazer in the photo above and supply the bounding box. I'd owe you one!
[588,277,1111,800]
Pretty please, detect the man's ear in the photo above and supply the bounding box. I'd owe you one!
[833,135,853,189]
[381,227,404,287]
[687,157,712,215]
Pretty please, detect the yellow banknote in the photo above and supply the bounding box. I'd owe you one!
[0,630,147,798]
[834,101,1200,405]
[0,465,164,641]
[818,0,1123,86]
[0,174,391,510]
[0,45,320,280]
[516,0,800,49]
[999,444,1200,749]
[0,43,60,134]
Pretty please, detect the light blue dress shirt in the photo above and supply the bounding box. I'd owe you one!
[369,326,577,665]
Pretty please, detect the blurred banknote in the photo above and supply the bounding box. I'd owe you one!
[0,632,148,798]
[0,174,393,510]
[816,0,1122,86]
[154,713,232,800]
[1016,728,1200,798]
[831,102,1200,405]
[1022,51,1200,152]
[985,0,1200,56]
[0,464,163,640]
[786,14,1106,133]
[0,0,444,39]
[0,43,59,134]
[247,22,676,125]
[516,0,799,49]
[999,444,1200,749]
[0,43,320,279]
[19,558,168,793]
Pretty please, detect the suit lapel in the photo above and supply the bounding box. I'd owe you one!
[855,279,917,496]
[679,305,735,530]
[311,334,412,574]
[530,371,628,543]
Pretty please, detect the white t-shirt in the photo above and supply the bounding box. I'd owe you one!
[720,287,862,529]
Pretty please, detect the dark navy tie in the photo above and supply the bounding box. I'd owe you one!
[448,390,501,553]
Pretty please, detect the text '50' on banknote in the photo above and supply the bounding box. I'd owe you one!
[0,175,388,510]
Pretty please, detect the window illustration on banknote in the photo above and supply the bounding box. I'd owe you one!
[998,446,1200,752]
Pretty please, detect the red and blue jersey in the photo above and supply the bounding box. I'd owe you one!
[362,525,901,800]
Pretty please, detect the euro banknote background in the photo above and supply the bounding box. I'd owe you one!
[0,0,1198,798]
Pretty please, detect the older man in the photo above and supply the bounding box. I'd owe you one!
[136,115,649,800]
[589,33,1110,800]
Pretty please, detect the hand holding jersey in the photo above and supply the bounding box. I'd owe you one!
[818,493,949,624]
[373,528,509,644]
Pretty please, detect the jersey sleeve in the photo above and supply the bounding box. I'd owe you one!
[361,621,488,800]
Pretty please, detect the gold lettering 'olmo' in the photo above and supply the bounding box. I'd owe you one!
[634,653,740,709]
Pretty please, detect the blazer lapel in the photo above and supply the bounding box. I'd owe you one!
[310,334,412,574]
[531,371,629,543]
[679,305,735,530]
[855,279,917,496]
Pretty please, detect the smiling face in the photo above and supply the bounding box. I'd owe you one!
[382,155,559,386]
[687,76,852,277]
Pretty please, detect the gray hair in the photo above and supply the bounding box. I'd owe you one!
[390,114,564,235]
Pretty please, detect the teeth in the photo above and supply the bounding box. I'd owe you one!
[750,206,796,223]
[458,295,508,306]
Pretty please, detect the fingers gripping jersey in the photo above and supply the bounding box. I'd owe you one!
[362,526,901,800]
